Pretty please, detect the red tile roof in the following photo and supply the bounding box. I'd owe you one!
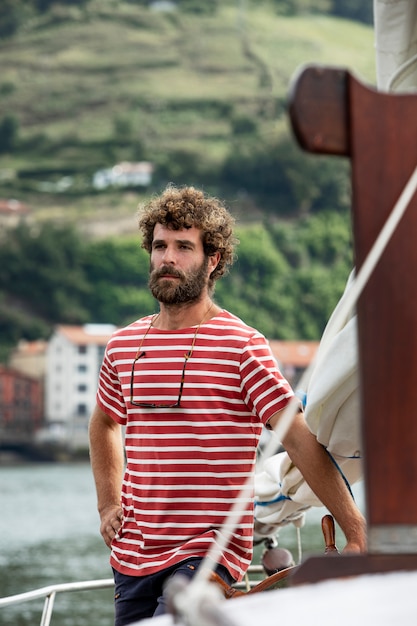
[14,340,48,356]
[57,324,116,346]
[0,199,30,214]
[269,340,319,368]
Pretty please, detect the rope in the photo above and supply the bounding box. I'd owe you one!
[296,526,303,564]
[326,449,355,500]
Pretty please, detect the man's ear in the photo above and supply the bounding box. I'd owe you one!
[208,251,221,274]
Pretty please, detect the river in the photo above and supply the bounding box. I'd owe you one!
[0,462,364,626]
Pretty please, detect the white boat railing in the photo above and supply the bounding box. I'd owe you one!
[0,578,114,626]
[0,566,268,626]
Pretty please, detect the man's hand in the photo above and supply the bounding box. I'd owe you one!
[341,516,367,554]
[99,504,124,548]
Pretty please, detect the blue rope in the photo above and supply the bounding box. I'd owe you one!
[325,448,356,501]
[295,389,358,501]
[256,493,291,507]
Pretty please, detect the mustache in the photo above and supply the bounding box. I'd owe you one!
[151,265,185,280]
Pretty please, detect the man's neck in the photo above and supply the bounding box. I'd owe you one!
[154,298,219,330]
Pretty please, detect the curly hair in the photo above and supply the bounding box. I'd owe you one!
[138,185,238,285]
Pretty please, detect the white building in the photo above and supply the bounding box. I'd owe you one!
[92,161,153,190]
[44,324,116,450]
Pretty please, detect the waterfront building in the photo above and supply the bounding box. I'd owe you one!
[43,324,116,451]
[0,364,43,447]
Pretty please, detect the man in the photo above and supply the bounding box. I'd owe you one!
[89,184,366,625]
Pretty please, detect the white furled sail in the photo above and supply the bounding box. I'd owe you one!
[374,0,417,92]
[255,276,362,536]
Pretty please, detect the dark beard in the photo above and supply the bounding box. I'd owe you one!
[149,257,209,304]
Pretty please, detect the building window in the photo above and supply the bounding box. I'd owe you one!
[78,345,87,354]
[78,364,87,372]
[77,404,87,416]
[77,384,87,393]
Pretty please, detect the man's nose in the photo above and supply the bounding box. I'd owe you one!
[161,245,177,264]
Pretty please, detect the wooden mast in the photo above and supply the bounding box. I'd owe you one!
[287,65,417,582]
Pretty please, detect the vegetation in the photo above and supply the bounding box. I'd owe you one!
[0,213,353,362]
[0,0,374,215]
[0,0,373,40]
[0,1,375,361]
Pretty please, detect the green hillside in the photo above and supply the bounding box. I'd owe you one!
[0,2,377,356]
[0,1,375,225]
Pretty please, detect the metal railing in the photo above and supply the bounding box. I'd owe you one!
[0,565,269,626]
[0,578,114,626]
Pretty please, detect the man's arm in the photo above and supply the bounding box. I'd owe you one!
[269,410,367,553]
[89,404,125,548]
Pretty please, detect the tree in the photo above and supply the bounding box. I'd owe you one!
[34,0,92,11]
[222,133,350,216]
[0,0,29,38]
[0,114,19,152]
[178,0,219,15]
[269,0,331,16]
[0,115,19,153]
[0,222,90,322]
[215,225,296,338]
[329,0,373,25]
[81,236,155,324]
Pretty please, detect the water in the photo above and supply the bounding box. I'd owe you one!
[0,462,364,626]
[0,463,114,626]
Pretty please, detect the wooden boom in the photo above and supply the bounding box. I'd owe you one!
[287,65,417,583]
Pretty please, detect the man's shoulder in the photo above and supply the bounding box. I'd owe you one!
[215,309,249,327]
[106,316,152,344]
[211,310,266,342]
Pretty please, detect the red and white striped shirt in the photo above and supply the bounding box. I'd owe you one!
[97,310,293,581]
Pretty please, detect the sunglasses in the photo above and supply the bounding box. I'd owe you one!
[129,304,213,408]
[129,349,191,408]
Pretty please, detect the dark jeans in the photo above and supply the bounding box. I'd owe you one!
[113,558,235,625]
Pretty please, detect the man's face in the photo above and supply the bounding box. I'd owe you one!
[148,224,212,304]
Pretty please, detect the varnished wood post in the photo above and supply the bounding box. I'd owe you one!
[287,65,417,582]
